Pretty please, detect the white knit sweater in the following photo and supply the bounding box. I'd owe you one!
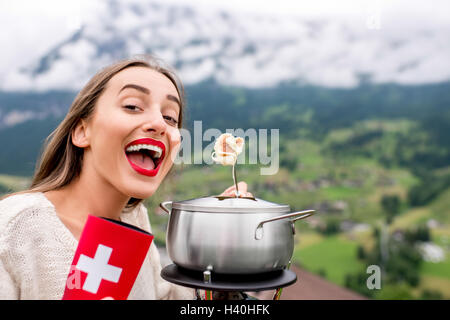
[0,192,195,300]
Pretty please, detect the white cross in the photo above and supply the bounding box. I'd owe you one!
[76,244,123,294]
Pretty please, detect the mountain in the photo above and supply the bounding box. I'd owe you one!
[1,80,449,176]
[2,0,450,91]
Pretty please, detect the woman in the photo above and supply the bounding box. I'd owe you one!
[0,56,250,299]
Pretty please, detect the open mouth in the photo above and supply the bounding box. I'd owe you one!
[125,138,166,177]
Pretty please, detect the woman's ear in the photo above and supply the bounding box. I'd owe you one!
[72,119,90,148]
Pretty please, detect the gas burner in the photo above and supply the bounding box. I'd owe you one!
[161,264,297,292]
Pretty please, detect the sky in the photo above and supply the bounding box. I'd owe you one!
[1,0,449,89]
[1,0,448,60]
[0,0,100,73]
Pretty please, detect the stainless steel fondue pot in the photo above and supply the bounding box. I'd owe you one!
[160,196,315,274]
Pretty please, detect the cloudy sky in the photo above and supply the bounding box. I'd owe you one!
[1,0,449,90]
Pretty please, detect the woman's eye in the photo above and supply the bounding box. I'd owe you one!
[124,105,140,112]
[163,115,178,126]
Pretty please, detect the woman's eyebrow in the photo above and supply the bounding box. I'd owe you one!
[119,84,150,95]
[167,94,181,109]
[119,83,180,108]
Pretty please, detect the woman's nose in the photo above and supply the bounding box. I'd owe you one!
[141,113,166,136]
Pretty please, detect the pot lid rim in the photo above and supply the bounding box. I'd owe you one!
[170,196,291,213]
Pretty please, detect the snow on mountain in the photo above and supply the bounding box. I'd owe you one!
[2,0,450,91]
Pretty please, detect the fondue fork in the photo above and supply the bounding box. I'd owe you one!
[232,163,240,197]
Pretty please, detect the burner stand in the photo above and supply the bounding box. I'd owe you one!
[161,264,297,292]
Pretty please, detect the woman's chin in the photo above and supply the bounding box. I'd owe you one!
[119,162,170,199]
[129,187,158,200]
[121,181,159,200]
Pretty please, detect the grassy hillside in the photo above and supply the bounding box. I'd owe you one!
[1,134,448,299]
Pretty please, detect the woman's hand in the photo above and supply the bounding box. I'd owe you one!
[220,181,253,198]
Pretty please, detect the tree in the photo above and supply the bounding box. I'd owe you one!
[381,195,401,224]
[405,225,431,243]
[344,226,423,298]
[357,245,366,260]
[420,289,443,300]
[320,218,340,235]
[344,272,376,298]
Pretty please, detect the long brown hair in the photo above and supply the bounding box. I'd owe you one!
[2,55,185,210]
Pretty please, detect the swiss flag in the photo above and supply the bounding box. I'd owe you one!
[62,215,153,300]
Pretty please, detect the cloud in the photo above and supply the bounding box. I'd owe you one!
[1,0,450,90]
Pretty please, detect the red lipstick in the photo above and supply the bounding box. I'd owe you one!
[125,138,166,177]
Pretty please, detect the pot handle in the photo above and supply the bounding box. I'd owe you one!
[255,210,315,240]
[159,201,173,214]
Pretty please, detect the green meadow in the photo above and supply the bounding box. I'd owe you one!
[1,118,449,300]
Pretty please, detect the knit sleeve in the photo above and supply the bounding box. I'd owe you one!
[137,204,195,300]
[0,252,19,299]
[149,243,196,300]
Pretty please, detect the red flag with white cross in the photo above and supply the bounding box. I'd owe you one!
[62,215,153,300]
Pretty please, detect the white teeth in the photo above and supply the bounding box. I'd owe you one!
[125,144,163,158]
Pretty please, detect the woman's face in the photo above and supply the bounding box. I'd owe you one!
[80,66,182,199]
